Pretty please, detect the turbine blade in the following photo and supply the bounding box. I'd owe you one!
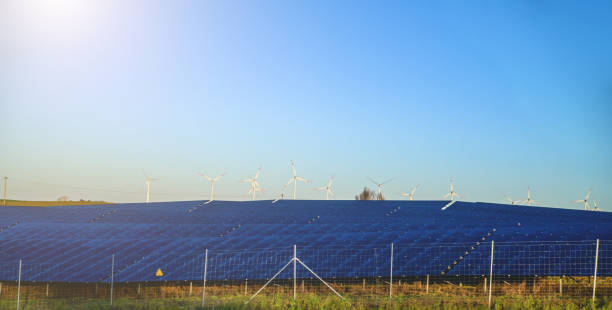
[367,177,378,185]
[296,176,310,183]
[381,178,393,185]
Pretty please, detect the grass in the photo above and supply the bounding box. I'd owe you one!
[1,200,111,207]
[1,294,611,310]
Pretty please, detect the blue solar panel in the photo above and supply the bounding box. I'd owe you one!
[0,200,610,282]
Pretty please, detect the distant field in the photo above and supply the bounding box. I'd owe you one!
[1,200,111,207]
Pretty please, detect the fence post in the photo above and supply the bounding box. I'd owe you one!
[484,277,487,293]
[293,244,297,300]
[110,254,114,306]
[559,277,562,296]
[426,274,429,293]
[592,239,599,302]
[488,240,494,309]
[46,283,49,297]
[16,259,21,310]
[201,249,208,307]
[245,279,247,295]
[390,243,393,302]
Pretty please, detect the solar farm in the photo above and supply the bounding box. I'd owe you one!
[0,200,611,309]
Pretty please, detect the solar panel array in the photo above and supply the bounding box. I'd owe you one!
[0,200,610,282]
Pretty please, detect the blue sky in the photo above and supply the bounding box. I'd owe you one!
[1,0,611,209]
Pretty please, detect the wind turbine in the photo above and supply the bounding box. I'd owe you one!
[400,184,420,200]
[285,161,310,200]
[592,200,600,211]
[443,178,461,200]
[573,189,592,211]
[241,167,262,201]
[368,177,392,200]
[315,176,335,200]
[504,195,521,205]
[200,172,225,202]
[522,186,537,206]
[143,170,158,203]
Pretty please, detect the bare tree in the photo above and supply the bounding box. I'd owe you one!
[355,187,383,200]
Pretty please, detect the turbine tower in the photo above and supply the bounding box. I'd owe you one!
[400,184,420,200]
[201,172,225,202]
[368,177,392,200]
[522,186,537,206]
[573,189,592,211]
[143,170,158,203]
[504,195,520,205]
[315,176,335,200]
[241,167,262,201]
[443,178,461,200]
[285,161,310,200]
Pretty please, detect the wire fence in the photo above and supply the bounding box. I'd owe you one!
[0,240,609,309]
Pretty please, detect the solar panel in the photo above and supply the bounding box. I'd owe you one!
[0,200,610,282]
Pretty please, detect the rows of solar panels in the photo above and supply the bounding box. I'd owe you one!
[0,200,610,282]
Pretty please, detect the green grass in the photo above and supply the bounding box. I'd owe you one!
[2,294,611,310]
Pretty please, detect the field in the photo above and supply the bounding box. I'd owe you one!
[1,295,611,310]
[1,200,110,207]
[0,277,610,309]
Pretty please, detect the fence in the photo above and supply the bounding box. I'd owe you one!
[0,240,609,309]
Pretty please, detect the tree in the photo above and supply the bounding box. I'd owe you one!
[355,187,383,200]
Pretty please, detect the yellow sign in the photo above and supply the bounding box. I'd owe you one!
[155,268,164,277]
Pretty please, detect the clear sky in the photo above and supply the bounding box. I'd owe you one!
[1,0,611,209]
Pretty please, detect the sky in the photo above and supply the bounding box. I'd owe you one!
[1,0,611,209]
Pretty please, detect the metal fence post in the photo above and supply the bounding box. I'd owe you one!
[488,240,494,309]
[592,239,599,302]
[293,244,297,300]
[390,243,393,301]
[16,259,21,310]
[110,254,114,306]
[426,274,429,293]
[201,249,208,307]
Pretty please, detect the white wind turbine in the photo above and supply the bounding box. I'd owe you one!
[504,195,521,205]
[315,176,335,200]
[573,189,592,211]
[241,167,262,201]
[200,172,225,203]
[143,170,158,203]
[400,184,420,200]
[285,161,310,200]
[592,200,600,211]
[443,178,461,200]
[368,177,392,200]
[522,186,537,206]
